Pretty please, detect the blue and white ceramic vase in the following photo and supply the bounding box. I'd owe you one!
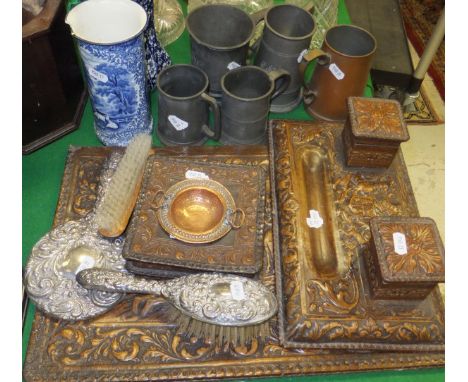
[135,0,172,90]
[66,0,153,146]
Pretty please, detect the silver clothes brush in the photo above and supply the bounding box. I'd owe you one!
[77,268,277,346]
[95,133,152,237]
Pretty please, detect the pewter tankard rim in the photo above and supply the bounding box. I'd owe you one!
[157,64,209,100]
[185,4,255,51]
[221,66,275,102]
[324,25,377,58]
[264,4,316,41]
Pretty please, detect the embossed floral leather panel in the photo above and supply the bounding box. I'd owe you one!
[371,217,445,283]
[24,142,444,382]
[123,156,265,274]
[348,97,409,142]
[270,120,444,351]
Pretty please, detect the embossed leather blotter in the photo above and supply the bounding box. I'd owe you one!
[366,216,445,300]
[269,120,444,352]
[123,156,266,276]
[24,144,443,382]
[342,97,409,168]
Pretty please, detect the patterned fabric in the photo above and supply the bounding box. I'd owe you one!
[135,0,172,90]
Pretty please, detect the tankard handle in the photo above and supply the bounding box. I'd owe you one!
[200,93,221,141]
[250,8,268,25]
[268,69,292,100]
[299,49,331,106]
[298,48,331,89]
[247,8,270,63]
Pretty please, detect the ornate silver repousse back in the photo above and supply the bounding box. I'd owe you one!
[161,273,277,326]
[24,154,127,321]
[77,269,278,326]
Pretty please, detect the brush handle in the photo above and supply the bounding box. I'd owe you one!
[77,269,163,295]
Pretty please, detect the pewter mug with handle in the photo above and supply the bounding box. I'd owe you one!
[186,4,265,98]
[220,66,291,145]
[157,64,221,146]
[254,3,316,113]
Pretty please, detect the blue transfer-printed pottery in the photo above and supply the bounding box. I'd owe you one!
[67,0,154,146]
[69,0,171,91]
[77,36,153,146]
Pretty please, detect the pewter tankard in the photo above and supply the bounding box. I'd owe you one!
[157,64,220,146]
[186,4,263,98]
[254,3,316,113]
[220,66,290,145]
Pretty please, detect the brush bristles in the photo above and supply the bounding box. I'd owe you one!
[96,134,152,237]
[166,307,270,347]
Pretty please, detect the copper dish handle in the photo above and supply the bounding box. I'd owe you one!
[227,208,245,229]
[151,189,166,210]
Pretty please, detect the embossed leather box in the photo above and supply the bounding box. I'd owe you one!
[342,97,409,168]
[366,216,445,300]
[123,156,266,277]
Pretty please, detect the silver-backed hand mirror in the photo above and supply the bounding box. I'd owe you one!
[24,154,126,321]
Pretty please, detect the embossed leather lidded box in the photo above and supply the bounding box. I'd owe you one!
[123,156,266,277]
[342,97,409,168]
[366,216,445,300]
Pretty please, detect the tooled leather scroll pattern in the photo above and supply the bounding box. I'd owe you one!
[334,169,416,259]
[32,150,298,370]
[46,316,270,366]
[54,148,108,226]
[71,158,107,219]
[273,122,443,347]
[378,223,444,277]
[351,98,406,139]
[346,148,396,166]
[272,126,302,322]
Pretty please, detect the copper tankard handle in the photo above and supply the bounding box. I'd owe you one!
[227,208,245,230]
[151,189,166,210]
[298,49,331,104]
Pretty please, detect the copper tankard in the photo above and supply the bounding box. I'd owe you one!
[299,25,376,122]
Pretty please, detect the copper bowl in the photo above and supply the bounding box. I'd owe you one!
[153,179,245,244]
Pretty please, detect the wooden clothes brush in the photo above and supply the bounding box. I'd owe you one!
[95,133,152,237]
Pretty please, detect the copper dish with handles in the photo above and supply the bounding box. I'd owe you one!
[152,178,245,244]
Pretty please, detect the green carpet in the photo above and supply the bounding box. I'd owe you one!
[22,1,443,381]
